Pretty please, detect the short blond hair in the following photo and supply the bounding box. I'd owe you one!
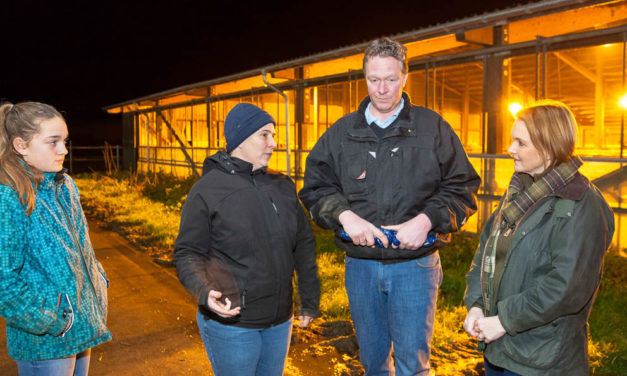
[363,38,408,74]
[516,100,577,168]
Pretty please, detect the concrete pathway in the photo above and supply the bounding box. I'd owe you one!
[0,221,212,375]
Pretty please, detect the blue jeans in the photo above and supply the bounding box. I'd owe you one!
[196,311,293,376]
[345,253,442,376]
[15,349,91,376]
[484,357,522,376]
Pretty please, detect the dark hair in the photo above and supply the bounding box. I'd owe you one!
[363,38,408,74]
[0,102,64,215]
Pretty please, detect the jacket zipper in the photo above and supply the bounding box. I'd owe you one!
[270,199,279,216]
[251,174,284,322]
[479,226,500,316]
[55,181,100,314]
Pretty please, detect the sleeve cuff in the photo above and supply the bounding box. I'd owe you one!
[299,308,320,318]
[420,207,441,232]
[467,300,483,311]
[497,301,516,335]
[198,288,210,310]
[50,300,73,337]
[49,315,68,336]
[332,205,351,225]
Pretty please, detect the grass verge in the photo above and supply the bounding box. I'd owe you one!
[75,171,625,374]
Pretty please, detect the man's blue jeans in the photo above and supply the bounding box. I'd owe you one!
[345,252,442,376]
[15,349,91,376]
[196,311,293,376]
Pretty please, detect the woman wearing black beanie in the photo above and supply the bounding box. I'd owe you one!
[174,103,320,376]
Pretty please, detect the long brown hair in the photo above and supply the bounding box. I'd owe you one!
[0,102,64,215]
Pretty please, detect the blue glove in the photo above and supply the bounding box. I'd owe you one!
[339,228,437,248]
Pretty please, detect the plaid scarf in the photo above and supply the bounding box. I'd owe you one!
[501,156,583,228]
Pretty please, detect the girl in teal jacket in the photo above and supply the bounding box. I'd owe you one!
[0,102,111,375]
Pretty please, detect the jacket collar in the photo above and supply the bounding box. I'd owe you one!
[19,158,64,191]
[348,93,413,140]
[207,151,267,176]
[357,92,412,127]
[39,171,66,191]
[555,172,589,201]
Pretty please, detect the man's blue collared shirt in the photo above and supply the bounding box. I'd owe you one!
[365,98,404,129]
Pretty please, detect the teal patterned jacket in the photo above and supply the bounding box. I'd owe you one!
[0,172,111,360]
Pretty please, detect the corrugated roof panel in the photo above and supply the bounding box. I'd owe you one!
[103,0,603,112]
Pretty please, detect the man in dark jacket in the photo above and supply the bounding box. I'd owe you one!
[174,103,320,376]
[299,38,480,375]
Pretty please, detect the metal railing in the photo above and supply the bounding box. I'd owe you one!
[68,143,121,173]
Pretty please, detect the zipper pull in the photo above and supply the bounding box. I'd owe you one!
[241,290,247,310]
[270,198,279,216]
[500,220,513,237]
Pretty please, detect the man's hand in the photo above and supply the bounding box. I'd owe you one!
[476,315,506,343]
[339,210,387,248]
[207,290,241,318]
[382,213,432,250]
[296,315,314,328]
[463,306,484,338]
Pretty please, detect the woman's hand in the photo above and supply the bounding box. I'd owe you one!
[207,290,241,318]
[476,315,506,343]
[296,315,314,328]
[463,306,485,337]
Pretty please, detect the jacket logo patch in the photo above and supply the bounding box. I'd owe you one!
[357,170,367,180]
[369,151,377,159]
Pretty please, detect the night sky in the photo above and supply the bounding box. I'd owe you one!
[2,0,523,145]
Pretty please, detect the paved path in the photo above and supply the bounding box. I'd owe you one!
[0,221,212,375]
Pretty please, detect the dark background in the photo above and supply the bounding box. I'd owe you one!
[1,0,523,145]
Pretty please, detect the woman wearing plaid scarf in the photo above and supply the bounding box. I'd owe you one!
[463,101,614,376]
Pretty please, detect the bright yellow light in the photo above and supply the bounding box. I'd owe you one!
[509,102,523,117]
[620,94,627,110]
[603,44,612,48]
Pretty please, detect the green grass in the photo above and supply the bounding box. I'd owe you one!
[588,253,627,374]
[75,171,625,374]
[74,172,183,261]
[438,232,479,307]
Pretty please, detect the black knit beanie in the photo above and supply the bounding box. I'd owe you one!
[224,103,275,153]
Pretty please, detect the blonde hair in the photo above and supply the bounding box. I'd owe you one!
[515,100,577,168]
[0,102,64,215]
[363,37,408,74]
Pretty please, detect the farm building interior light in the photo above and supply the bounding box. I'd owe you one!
[509,102,523,117]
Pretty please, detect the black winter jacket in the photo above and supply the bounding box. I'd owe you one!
[174,151,320,328]
[299,93,481,260]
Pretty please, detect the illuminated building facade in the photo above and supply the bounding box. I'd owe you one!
[106,0,627,250]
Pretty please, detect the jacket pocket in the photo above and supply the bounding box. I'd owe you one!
[342,152,369,201]
[414,251,440,268]
[400,138,439,196]
[500,316,566,369]
[54,293,74,337]
[99,276,109,318]
[415,252,443,287]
